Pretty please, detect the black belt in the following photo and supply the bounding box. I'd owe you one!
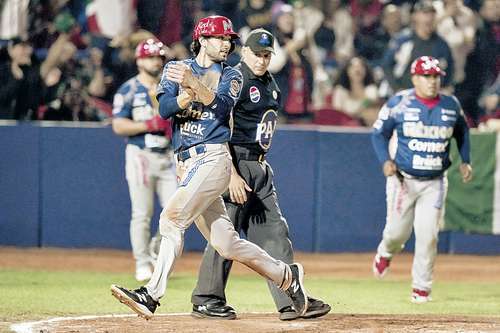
[235,151,265,162]
[144,147,168,154]
[177,144,207,162]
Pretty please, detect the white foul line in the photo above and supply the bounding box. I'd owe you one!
[10,313,189,333]
[10,312,276,333]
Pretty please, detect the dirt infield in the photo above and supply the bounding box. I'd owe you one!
[15,313,500,333]
[3,247,500,332]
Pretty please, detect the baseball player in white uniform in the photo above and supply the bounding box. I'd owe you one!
[371,56,472,303]
[110,16,310,320]
[112,39,177,282]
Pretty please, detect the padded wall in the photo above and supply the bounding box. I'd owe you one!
[0,124,40,246]
[1,124,499,255]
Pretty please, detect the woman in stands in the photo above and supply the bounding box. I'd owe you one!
[332,56,380,126]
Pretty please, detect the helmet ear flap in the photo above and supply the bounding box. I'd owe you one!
[229,40,236,54]
[190,39,201,56]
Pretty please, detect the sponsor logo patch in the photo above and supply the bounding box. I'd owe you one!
[412,154,443,170]
[408,139,449,153]
[441,115,456,121]
[112,94,124,114]
[250,86,260,103]
[404,113,420,121]
[441,109,456,116]
[230,79,241,97]
[378,105,390,120]
[256,109,278,150]
[403,121,453,139]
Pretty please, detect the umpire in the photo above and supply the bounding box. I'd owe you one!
[190,28,331,321]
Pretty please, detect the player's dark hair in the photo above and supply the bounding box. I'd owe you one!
[190,38,237,56]
[190,40,201,56]
[336,56,375,91]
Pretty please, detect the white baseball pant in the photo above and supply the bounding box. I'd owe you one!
[125,144,177,271]
[376,174,447,291]
[145,143,291,301]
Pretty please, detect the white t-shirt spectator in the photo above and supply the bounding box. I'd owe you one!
[333,84,379,117]
[0,0,29,40]
[86,0,136,39]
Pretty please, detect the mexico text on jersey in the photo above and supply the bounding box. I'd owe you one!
[372,89,470,178]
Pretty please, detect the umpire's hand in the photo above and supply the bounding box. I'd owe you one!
[229,173,252,205]
[459,163,473,183]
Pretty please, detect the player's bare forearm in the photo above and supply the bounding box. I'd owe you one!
[112,117,148,136]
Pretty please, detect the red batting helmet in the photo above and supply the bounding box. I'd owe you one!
[135,38,166,59]
[410,56,446,76]
[192,15,239,40]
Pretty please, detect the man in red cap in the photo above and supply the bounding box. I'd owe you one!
[371,55,472,303]
[111,16,310,320]
[111,38,176,282]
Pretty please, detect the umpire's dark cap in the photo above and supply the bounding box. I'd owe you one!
[245,28,275,54]
[412,0,436,13]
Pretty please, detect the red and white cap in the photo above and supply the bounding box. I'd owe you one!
[410,56,445,76]
[135,38,166,59]
[192,15,239,40]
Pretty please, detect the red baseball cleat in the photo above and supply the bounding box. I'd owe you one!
[411,288,432,303]
[372,254,391,278]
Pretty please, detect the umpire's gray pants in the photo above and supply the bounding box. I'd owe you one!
[145,145,290,301]
[191,158,294,311]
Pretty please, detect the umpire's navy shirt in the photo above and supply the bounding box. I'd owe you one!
[230,62,281,154]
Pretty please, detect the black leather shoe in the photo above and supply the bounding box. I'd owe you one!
[279,297,331,321]
[191,301,237,320]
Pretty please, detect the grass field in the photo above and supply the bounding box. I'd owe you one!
[1,269,499,321]
[1,249,500,332]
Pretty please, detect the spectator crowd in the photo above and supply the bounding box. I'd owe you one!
[0,0,498,128]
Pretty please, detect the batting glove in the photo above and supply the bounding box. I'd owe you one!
[145,115,170,133]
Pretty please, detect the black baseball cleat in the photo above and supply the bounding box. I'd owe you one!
[191,300,237,320]
[284,263,308,316]
[302,297,332,319]
[279,297,332,321]
[110,285,159,320]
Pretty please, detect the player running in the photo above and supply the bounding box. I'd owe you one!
[371,56,472,303]
[110,15,309,320]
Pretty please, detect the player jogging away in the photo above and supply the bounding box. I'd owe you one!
[371,56,472,303]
